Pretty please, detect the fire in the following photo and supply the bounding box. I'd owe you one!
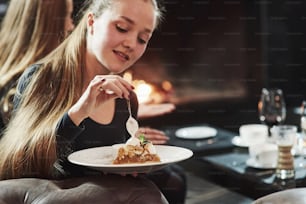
[133,80,153,104]
[123,71,173,104]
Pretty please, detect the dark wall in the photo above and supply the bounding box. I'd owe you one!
[261,0,306,107]
[146,0,262,104]
[148,0,306,107]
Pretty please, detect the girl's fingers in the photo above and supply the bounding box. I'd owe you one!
[93,76,133,99]
[137,127,169,145]
[138,127,168,137]
[150,139,168,145]
[110,79,130,99]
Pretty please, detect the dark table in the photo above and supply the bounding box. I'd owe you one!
[163,122,306,200]
[163,123,236,156]
[197,150,306,199]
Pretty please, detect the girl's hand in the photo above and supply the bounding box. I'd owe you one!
[68,75,134,125]
[136,127,169,145]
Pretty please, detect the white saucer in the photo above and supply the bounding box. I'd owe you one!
[246,157,276,169]
[175,126,217,139]
[231,136,249,147]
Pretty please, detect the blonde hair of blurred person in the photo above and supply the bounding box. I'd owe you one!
[0,0,74,124]
[0,0,163,179]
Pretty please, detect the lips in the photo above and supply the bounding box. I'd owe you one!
[113,50,130,61]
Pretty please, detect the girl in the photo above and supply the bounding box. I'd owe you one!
[0,0,185,203]
[0,0,161,178]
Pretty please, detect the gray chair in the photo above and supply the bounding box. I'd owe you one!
[253,188,306,204]
[0,175,168,204]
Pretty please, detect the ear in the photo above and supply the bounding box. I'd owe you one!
[87,12,95,34]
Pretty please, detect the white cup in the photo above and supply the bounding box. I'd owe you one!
[249,143,278,166]
[239,124,268,145]
[257,150,278,166]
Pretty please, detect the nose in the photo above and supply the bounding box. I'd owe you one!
[122,34,137,50]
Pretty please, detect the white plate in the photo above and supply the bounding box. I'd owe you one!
[175,126,217,139]
[231,136,249,147]
[68,145,193,174]
[246,157,276,169]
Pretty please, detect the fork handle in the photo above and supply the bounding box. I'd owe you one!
[127,99,132,116]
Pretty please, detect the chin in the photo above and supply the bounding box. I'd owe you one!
[109,64,131,74]
[109,68,127,74]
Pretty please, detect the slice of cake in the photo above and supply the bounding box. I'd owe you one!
[113,135,161,164]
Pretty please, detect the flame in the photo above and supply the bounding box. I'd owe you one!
[162,81,173,92]
[124,71,153,103]
[123,71,173,104]
[134,80,153,104]
[123,72,133,83]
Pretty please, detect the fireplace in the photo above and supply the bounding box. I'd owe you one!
[126,0,306,109]
[127,0,263,106]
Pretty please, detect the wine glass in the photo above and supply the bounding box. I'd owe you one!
[258,88,286,137]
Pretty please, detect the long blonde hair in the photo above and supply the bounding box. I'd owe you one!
[0,0,68,124]
[0,0,164,180]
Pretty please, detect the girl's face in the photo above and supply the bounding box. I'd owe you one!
[87,0,156,74]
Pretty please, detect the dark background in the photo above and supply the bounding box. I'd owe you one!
[137,0,306,131]
[1,0,305,132]
[132,0,306,131]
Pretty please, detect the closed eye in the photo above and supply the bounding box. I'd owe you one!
[138,38,147,44]
[116,25,127,33]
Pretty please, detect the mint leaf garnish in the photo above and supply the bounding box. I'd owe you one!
[139,134,149,145]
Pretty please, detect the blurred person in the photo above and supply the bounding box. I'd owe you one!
[0,0,74,125]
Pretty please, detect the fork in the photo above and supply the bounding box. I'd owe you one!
[126,100,139,137]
